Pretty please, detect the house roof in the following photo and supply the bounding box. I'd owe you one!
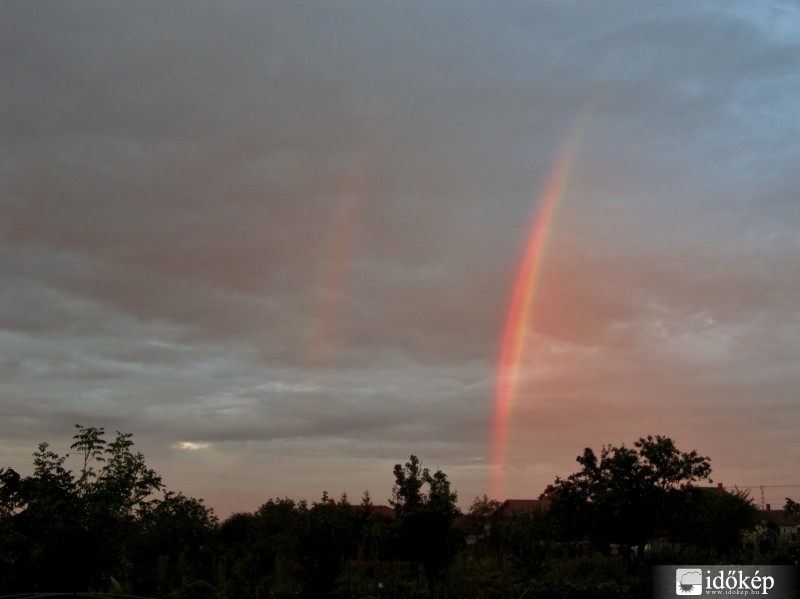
[688,483,730,496]
[492,498,551,518]
[757,509,796,529]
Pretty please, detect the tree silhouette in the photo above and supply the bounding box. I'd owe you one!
[668,486,756,559]
[548,435,711,571]
[390,455,460,588]
[0,425,212,594]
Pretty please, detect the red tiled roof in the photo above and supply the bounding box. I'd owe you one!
[493,498,551,518]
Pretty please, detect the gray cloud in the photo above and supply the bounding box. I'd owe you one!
[2,0,799,513]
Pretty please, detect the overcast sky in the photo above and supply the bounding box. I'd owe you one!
[2,1,800,517]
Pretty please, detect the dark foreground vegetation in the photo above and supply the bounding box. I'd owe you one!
[1,427,798,598]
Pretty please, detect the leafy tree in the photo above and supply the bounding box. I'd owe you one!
[361,488,373,508]
[668,487,757,560]
[0,425,182,593]
[299,493,357,597]
[71,426,164,589]
[217,512,260,598]
[390,455,461,587]
[353,489,394,563]
[461,495,501,554]
[251,498,307,595]
[390,455,459,521]
[785,498,800,524]
[499,508,556,580]
[391,455,427,516]
[548,435,711,571]
[0,442,82,590]
[80,426,163,513]
[778,498,800,564]
[131,491,218,594]
[216,499,319,598]
[467,494,502,519]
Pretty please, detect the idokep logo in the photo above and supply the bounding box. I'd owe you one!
[655,565,796,598]
[675,568,703,595]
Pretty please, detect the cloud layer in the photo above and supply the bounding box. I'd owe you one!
[2,1,799,514]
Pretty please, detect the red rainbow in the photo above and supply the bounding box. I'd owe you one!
[490,124,586,499]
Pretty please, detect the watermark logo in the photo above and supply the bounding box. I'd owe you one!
[675,568,703,595]
[654,565,797,598]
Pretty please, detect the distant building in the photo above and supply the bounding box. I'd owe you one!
[491,498,552,520]
[757,505,798,538]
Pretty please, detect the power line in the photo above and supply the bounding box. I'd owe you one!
[716,484,800,509]
[733,484,800,488]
